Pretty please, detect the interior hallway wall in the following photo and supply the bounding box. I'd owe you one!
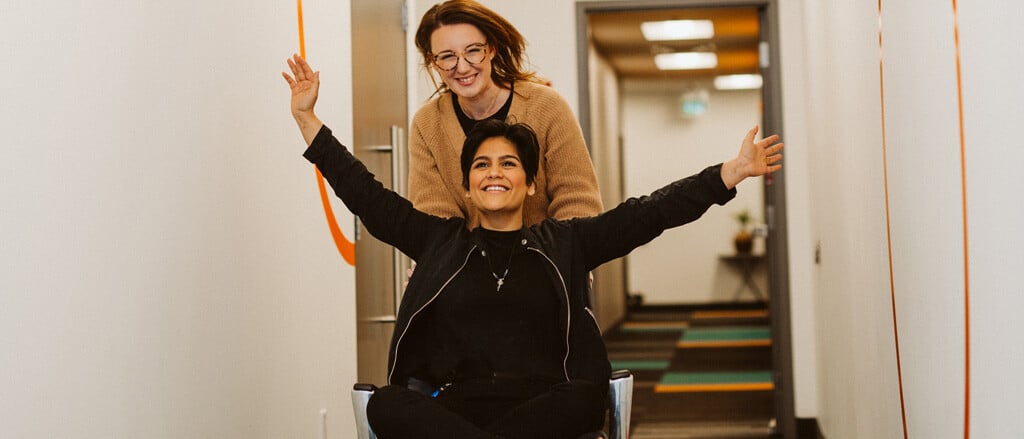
[620,80,765,305]
[0,1,359,436]
[786,0,1024,437]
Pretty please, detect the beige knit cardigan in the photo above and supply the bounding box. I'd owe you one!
[408,81,603,229]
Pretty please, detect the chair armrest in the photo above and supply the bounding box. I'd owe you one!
[351,383,378,439]
[608,370,634,439]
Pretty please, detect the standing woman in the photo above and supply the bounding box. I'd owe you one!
[410,0,603,228]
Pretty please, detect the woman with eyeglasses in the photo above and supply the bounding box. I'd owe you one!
[410,0,603,229]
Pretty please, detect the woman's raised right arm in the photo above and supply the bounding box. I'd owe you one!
[283,54,440,259]
[282,54,324,146]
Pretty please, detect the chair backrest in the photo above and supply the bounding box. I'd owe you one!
[350,370,633,439]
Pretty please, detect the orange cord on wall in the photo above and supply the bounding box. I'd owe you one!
[951,0,971,436]
[297,0,356,266]
[877,2,909,437]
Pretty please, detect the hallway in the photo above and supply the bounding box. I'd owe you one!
[605,303,775,438]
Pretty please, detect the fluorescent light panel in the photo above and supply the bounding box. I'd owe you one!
[654,52,718,70]
[714,74,763,90]
[641,20,714,41]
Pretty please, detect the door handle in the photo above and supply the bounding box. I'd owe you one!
[363,126,410,314]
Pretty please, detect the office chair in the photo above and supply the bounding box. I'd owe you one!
[351,369,634,439]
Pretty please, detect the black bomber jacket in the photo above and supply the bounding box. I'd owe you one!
[303,125,736,396]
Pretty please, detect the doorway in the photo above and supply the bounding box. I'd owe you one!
[350,0,411,386]
[576,1,794,437]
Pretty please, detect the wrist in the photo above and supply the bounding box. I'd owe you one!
[720,158,746,190]
[292,109,317,124]
[292,111,324,146]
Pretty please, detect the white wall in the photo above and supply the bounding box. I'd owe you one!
[0,1,359,436]
[787,0,1024,437]
[477,1,582,113]
[776,0,819,420]
[621,80,765,305]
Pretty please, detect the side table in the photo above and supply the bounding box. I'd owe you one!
[719,253,766,301]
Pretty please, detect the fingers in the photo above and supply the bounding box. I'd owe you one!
[287,55,303,81]
[758,134,780,146]
[744,125,760,144]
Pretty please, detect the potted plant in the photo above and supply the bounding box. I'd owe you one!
[733,209,754,254]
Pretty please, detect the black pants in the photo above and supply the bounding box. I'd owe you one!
[366,379,606,439]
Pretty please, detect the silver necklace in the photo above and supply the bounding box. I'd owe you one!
[461,87,503,120]
[482,247,514,292]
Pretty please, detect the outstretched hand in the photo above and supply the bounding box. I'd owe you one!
[283,54,319,116]
[720,126,784,189]
[282,54,324,145]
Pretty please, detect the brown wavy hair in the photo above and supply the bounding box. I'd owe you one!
[415,0,540,94]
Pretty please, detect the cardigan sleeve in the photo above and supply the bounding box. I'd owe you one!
[408,103,466,220]
[522,84,604,221]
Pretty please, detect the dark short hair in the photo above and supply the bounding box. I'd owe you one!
[460,119,540,190]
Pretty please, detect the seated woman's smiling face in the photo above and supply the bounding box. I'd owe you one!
[467,136,536,228]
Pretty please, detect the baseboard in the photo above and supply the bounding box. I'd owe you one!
[796,417,824,439]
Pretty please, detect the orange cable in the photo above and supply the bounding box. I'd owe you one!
[951,0,970,436]
[297,0,356,266]
[877,2,909,437]
[297,0,306,58]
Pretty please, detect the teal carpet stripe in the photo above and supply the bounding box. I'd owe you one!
[660,371,773,385]
[610,360,670,371]
[680,326,770,342]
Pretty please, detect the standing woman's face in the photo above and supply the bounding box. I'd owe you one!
[429,23,496,99]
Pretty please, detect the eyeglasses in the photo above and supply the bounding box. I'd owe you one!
[431,43,488,71]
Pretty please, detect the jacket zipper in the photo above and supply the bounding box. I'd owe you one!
[526,246,572,382]
[388,245,478,385]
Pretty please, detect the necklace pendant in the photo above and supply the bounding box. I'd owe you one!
[496,278,504,292]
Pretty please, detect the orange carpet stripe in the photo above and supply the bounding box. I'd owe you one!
[677,340,771,348]
[655,383,774,393]
[621,321,690,329]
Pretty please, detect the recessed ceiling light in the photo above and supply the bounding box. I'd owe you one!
[654,52,718,70]
[641,20,715,41]
[714,74,764,90]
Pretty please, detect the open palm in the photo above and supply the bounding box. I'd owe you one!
[738,126,783,177]
[282,54,319,115]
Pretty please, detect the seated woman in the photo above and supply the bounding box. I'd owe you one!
[282,54,783,439]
